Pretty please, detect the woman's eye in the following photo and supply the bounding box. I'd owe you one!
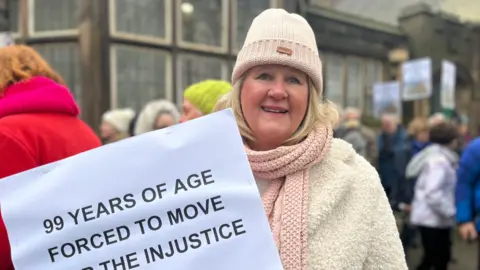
[287,77,301,84]
[256,73,271,80]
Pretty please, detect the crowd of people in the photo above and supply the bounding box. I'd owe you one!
[334,108,479,269]
[100,80,231,145]
[1,7,479,270]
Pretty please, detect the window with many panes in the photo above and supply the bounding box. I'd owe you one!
[233,0,273,51]
[110,0,172,43]
[176,53,228,102]
[29,0,79,35]
[324,53,345,106]
[363,60,384,116]
[345,57,363,108]
[177,0,228,52]
[111,45,171,111]
[324,53,383,113]
[9,0,20,35]
[32,43,82,106]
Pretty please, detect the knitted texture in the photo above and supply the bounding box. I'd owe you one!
[246,124,333,270]
[232,9,323,94]
[183,80,232,115]
[102,108,135,133]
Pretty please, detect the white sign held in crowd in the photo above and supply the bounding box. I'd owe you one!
[401,57,432,101]
[0,109,283,270]
[373,81,402,119]
[440,60,456,109]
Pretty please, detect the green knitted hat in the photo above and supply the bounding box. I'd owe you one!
[183,80,232,115]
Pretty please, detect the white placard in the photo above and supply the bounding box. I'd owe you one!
[373,81,402,119]
[0,109,283,270]
[440,60,456,109]
[402,57,432,101]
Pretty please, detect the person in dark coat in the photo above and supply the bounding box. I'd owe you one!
[377,114,410,206]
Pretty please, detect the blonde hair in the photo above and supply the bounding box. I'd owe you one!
[407,117,429,137]
[213,92,230,112]
[220,76,339,146]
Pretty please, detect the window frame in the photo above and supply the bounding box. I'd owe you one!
[376,60,384,82]
[9,0,22,38]
[363,59,384,116]
[175,0,229,54]
[230,0,277,54]
[345,56,365,109]
[324,52,346,108]
[109,44,173,110]
[108,0,173,45]
[27,0,79,37]
[30,42,82,107]
[175,53,229,106]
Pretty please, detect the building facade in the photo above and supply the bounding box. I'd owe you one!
[314,0,480,128]
[7,0,400,129]
[301,4,407,119]
[8,0,295,130]
[397,4,480,129]
[8,0,478,130]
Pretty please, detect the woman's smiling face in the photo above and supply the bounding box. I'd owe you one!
[240,64,309,151]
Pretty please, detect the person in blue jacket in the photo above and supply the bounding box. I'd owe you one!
[455,137,480,267]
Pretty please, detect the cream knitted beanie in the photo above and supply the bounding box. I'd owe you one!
[102,108,136,134]
[232,9,323,94]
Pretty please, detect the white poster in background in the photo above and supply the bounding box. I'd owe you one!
[401,57,432,101]
[0,32,14,47]
[0,110,283,270]
[373,81,402,119]
[440,60,456,109]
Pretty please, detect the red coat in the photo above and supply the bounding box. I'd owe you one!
[0,77,101,270]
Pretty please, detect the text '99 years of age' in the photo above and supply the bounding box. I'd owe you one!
[42,169,247,270]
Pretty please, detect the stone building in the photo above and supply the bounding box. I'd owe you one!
[7,0,296,130]
[3,0,409,128]
[324,0,480,128]
[300,2,407,119]
[5,0,480,130]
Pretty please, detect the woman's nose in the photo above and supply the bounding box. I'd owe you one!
[268,81,288,99]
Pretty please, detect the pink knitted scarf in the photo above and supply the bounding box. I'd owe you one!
[245,124,333,270]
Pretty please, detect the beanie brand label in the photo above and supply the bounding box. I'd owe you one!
[276,46,293,56]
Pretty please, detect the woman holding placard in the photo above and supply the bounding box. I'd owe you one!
[219,9,407,269]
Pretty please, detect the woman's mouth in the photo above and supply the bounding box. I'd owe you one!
[261,106,288,114]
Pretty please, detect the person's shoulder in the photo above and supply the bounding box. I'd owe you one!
[322,138,374,164]
[359,125,376,136]
[0,113,87,131]
[308,139,385,219]
[311,138,380,188]
[0,113,32,126]
[465,137,480,151]
[458,138,480,168]
[0,114,36,138]
[0,113,100,146]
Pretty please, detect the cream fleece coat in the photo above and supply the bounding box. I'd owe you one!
[285,139,407,269]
